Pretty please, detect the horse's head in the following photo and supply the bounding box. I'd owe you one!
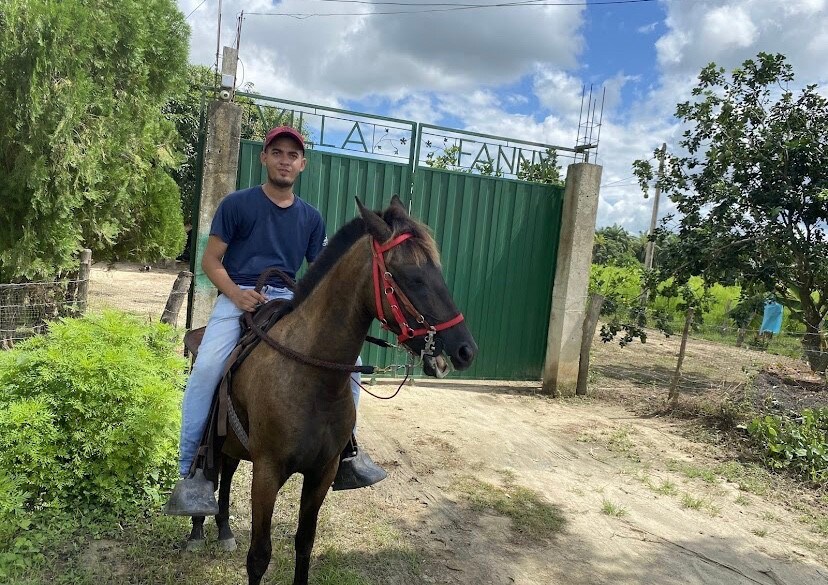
[356,196,477,377]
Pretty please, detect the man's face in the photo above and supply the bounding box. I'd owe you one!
[260,136,306,189]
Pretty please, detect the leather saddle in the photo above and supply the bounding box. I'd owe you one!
[183,296,288,360]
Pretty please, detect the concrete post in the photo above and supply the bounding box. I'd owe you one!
[542,163,602,396]
[187,99,243,329]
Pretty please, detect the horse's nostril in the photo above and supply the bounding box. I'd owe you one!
[457,343,475,365]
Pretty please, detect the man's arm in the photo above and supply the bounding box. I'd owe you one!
[202,235,266,312]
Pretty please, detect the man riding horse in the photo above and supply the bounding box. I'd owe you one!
[165,126,386,515]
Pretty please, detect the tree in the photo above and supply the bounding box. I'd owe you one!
[592,225,643,266]
[634,53,828,372]
[163,65,215,225]
[0,0,189,280]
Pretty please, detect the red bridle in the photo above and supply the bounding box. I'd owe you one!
[371,233,464,344]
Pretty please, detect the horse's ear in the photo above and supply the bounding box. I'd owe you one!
[355,197,392,242]
[389,194,407,213]
[383,194,410,230]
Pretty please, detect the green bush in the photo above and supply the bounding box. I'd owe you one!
[747,408,828,484]
[0,311,186,561]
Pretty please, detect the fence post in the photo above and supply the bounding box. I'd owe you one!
[668,308,694,406]
[576,294,605,396]
[77,249,92,314]
[161,271,193,326]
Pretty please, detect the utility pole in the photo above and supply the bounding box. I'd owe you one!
[644,142,667,271]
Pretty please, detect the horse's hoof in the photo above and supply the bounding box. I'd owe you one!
[218,537,237,552]
[185,538,206,552]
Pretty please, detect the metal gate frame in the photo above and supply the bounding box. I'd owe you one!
[224,94,571,380]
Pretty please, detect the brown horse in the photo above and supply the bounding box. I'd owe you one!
[188,196,477,585]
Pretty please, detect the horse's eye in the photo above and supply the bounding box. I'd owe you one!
[403,274,426,288]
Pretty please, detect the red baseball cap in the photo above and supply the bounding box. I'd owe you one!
[263,126,305,153]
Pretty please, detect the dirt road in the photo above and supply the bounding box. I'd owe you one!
[86,263,827,585]
[321,380,826,585]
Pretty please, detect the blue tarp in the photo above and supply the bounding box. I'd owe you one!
[760,301,783,334]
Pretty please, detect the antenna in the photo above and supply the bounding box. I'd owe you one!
[214,0,223,88]
[575,84,605,163]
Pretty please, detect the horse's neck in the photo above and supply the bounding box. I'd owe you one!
[278,240,374,365]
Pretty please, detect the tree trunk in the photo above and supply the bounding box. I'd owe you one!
[668,308,694,407]
[802,325,827,374]
[576,294,605,396]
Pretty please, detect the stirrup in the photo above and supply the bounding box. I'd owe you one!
[162,468,219,516]
[332,438,387,491]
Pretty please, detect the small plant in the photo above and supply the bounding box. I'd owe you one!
[654,480,678,496]
[747,408,828,484]
[751,528,768,537]
[681,494,705,510]
[601,499,628,517]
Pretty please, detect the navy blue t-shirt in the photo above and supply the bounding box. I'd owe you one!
[210,186,326,287]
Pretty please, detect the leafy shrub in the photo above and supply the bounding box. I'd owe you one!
[0,311,186,561]
[747,408,828,484]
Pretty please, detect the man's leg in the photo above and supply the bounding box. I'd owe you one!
[332,356,387,490]
[178,294,244,476]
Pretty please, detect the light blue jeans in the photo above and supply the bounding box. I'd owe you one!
[178,285,362,476]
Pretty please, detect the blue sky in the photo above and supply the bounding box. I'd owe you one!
[179,0,828,232]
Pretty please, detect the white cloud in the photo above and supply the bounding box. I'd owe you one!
[655,0,828,83]
[533,68,584,120]
[181,0,586,101]
[637,21,658,34]
[177,0,828,233]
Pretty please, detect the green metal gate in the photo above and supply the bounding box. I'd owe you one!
[410,168,563,379]
[232,95,566,380]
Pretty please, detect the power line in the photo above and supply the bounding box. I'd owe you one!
[246,0,659,18]
[185,0,210,19]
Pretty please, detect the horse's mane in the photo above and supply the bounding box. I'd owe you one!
[290,216,367,309]
[288,205,441,311]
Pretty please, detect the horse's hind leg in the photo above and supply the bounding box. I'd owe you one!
[187,516,206,551]
[293,459,339,585]
[216,456,240,551]
[247,463,287,585]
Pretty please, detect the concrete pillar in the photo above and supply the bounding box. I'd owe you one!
[187,100,243,328]
[542,162,602,396]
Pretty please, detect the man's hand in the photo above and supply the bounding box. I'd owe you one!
[230,288,267,312]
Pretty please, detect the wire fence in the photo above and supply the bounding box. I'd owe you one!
[0,278,89,347]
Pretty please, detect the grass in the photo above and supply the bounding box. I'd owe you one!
[751,528,768,537]
[605,427,636,454]
[10,472,423,585]
[680,494,706,510]
[713,461,773,496]
[652,480,678,496]
[452,474,566,541]
[600,500,628,517]
[452,475,566,541]
[668,460,719,484]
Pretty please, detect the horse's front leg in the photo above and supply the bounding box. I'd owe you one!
[247,461,287,585]
[216,456,240,551]
[187,516,206,551]
[293,457,340,585]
